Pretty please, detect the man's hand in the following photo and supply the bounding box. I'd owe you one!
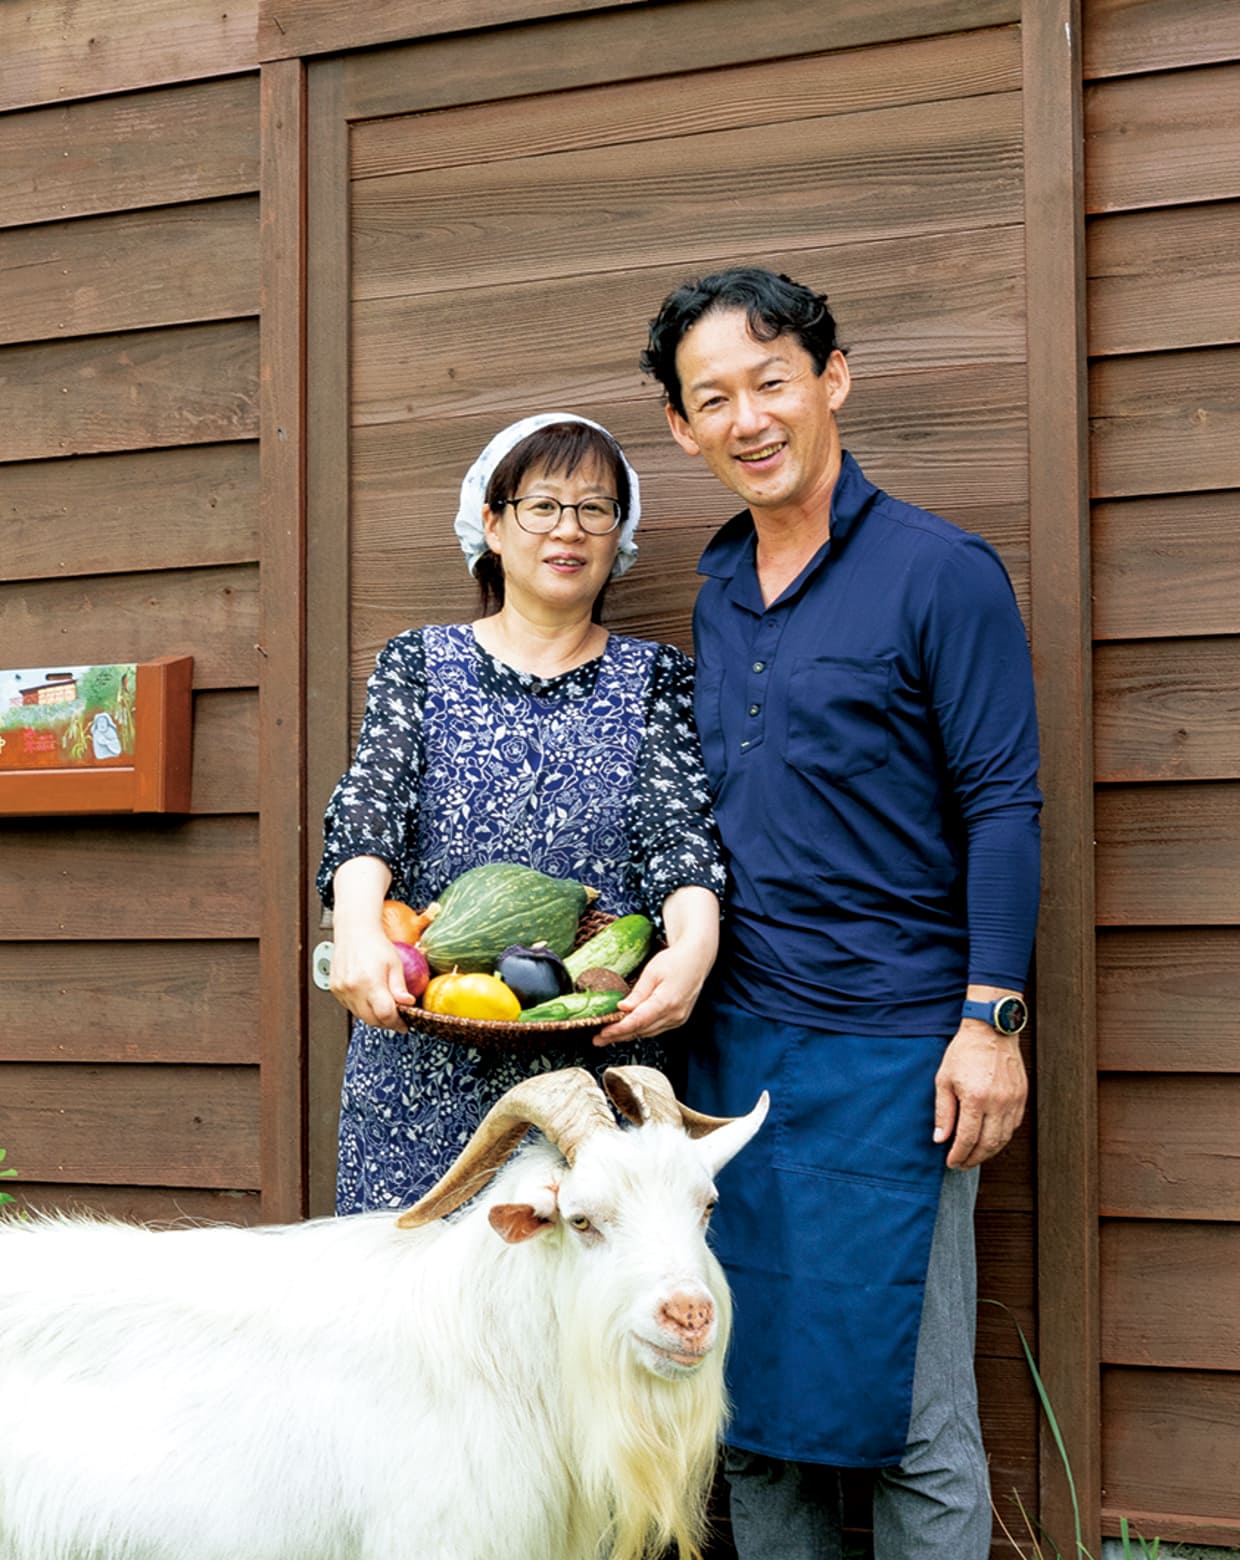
[934,1003,1028,1169]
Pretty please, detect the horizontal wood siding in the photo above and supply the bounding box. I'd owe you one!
[0,68,264,1211]
[1085,6,1240,1546]
[0,0,259,111]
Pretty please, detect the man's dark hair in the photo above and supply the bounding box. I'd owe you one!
[639,267,845,419]
[475,419,629,621]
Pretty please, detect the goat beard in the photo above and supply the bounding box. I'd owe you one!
[555,1272,732,1560]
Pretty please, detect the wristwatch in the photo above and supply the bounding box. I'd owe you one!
[961,995,1028,1036]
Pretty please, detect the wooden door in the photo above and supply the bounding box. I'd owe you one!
[303,5,1074,1547]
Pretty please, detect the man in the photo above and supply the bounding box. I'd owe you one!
[639,268,1041,1560]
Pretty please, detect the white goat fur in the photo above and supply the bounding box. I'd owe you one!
[0,1107,765,1560]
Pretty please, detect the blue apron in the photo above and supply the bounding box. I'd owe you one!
[686,997,948,1467]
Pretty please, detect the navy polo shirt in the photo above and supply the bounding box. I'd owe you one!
[692,451,1041,1035]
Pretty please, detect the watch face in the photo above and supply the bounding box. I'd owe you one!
[994,996,1028,1035]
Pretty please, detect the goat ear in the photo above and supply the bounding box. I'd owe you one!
[695,1090,770,1178]
[488,1203,556,1245]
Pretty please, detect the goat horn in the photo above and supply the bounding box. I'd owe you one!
[395,1067,617,1229]
[602,1064,741,1139]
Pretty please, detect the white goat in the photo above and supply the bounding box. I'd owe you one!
[0,1064,766,1560]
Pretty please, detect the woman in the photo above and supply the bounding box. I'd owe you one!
[318,413,725,1213]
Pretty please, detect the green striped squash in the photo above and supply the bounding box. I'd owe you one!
[418,863,592,973]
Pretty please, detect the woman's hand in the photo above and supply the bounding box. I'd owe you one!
[598,885,719,1044]
[327,856,413,1031]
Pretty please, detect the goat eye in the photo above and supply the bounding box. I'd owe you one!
[568,1215,593,1232]
[702,1201,717,1223]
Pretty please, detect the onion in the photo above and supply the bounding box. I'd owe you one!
[391,940,430,998]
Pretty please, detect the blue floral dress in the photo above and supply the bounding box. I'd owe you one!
[318,624,725,1213]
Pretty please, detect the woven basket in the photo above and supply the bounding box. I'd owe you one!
[396,908,645,1050]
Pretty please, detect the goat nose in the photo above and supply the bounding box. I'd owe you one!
[660,1293,714,1343]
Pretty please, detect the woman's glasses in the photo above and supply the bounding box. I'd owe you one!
[501,496,623,535]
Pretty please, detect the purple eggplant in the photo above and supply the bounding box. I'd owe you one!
[494,943,573,1009]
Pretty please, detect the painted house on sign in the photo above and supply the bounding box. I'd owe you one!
[0,1,1238,1556]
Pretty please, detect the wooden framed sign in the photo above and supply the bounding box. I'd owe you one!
[0,657,193,815]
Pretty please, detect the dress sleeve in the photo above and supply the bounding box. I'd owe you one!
[316,630,426,909]
[922,539,1042,990]
[628,643,727,922]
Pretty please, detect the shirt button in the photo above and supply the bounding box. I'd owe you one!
[749,704,761,717]
[752,661,766,673]
[740,740,751,750]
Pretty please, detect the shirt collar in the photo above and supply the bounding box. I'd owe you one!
[697,449,876,581]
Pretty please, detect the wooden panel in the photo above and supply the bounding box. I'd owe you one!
[1092,490,1240,641]
[2,564,259,690]
[0,197,259,348]
[0,444,259,583]
[0,76,260,230]
[0,0,259,112]
[8,1183,261,1226]
[1095,782,1240,925]
[1101,1368,1240,1543]
[191,689,259,813]
[1097,928,1240,1072]
[978,1353,1040,1547]
[976,1210,1036,1359]
[0,1063,259,1188]
[352,230,1026,398]
[269,0,1018,65]
[0,321,258,464]
[259,56,308,1222]
[1094,637,1240,781]
[1084,0,1240,80]
[1101,1220,1240,1368]
[0,816,260,940]
[351,28,1022,183]
[0,940,259,1064]
[1085,65,1240,214]
[977,1110,1035,1216]
[1100,1075,1240,1219]
[1088,203,1240,357]
[1090,347,1240,500]
[349,92,1022,297]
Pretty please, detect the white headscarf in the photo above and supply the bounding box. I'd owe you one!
[453,412,641,580]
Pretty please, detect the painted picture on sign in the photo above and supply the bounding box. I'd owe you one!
[0,664,138,772]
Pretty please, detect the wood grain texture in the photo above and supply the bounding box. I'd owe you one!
[191,689,259,813]
[976,1210,1036,1359]
[268,0,1018,65]
[0,816,260,940]
[1090,347,1240,500]
[1101,1220,1240,1368]
[1088,203,1240,357]
[1092,490,1240,641]
[0,1063,259,1188]
[0,940,259,1064]
[1100,1075,1240,1218]
[348,91,1022,298]
[1085,64,1240,214]
[0,0,259,112]
[259,56,308,1222]
[1083,0,1240,80]
[978,1354,1040,1542]
[7,1183,262,1226]
[1094,637,1240,781]
[0,444,259,583]
[1095,781,1240,925]
[1101,1368,1240,1541]
[0,76,260,230]
[0,321,258,464]
[1097,928,1240,1072]
[2,564,259,690]
[0,197,259,348]
[350,27,1022,183]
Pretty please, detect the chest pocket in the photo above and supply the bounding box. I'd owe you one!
[784,656,893,782]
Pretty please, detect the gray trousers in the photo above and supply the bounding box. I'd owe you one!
[723,1166,990,1560]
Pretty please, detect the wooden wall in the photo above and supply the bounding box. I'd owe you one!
[1085,0,1240,1547]
[0,3,271,1225]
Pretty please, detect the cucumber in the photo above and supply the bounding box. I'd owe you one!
[517,990,624,1023]
[562,914,653,984]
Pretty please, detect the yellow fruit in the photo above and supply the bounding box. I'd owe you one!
[421,970,521,1022]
